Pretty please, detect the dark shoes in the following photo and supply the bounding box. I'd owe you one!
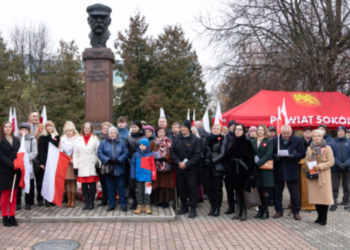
[45,200,50,207]
[338,201,349,206]
[37,201,44,206]
[16,204,21,211]
[130,199,137,210]
[178,207,189,215]
[273,212,283,219]
[121,206,127,212]
[208,206,215,216]
[224,206,235,214]
[88,202,94,210]
[162,202,169,209]
[82,202,89,211]
[25,205,31,210]
[213,207,220,217]
[188,208,197,219]
[2,216,11,227]
[240,208,247,221]
[293,214,301,220]
[98,201,108,207]
[107,206,115,212]
[330,205,337,211]
[254,206,263,218]
[9,216,18,227]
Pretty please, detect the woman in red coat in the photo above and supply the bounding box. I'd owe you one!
[0,121,21,227]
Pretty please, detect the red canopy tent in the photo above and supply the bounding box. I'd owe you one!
[221,90,350,130]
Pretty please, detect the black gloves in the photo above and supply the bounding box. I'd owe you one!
[157,157,166,162]
[107,159,121,165]
[74,169,78,176]
[107,159,113,164]
[338,163,347,171]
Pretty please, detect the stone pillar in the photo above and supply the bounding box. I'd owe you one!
[82,48,115,130]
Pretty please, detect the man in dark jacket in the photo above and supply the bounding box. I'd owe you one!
[318,124,333,145]
[302,127,312,153]
[272,125,306,220]
[329,126,350,211]
[171,120,202,218]
[158,117,173,141]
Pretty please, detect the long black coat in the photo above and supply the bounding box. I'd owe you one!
[272,135,306,181]
[0,138,21,190]
[38,134,60,166]
[203,134,227,177]
[226,135,256,192]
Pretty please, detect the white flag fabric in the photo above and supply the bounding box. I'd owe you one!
[160,108,166,118]
[214,100,223,126]
[202,109,210,133]
[9,107,13,123]
[187,108,190,120]
[192,110,196,126]
[20,136,31,194]
[40,105,47,124]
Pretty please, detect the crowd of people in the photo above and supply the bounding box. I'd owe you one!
[1,110,350,228]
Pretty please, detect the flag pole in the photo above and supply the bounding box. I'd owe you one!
[10,174,17,203]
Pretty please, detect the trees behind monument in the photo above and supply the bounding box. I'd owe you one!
[114,13,209,125]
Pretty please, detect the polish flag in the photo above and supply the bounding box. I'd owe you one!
[41,143,70,207]
[281,98,288,126]
[214,100,224,126]
[9,107,18,137]
[202,108,210,133]
[40,105,47,124]
[277,106,282,135]
[191,110,196,127]
[187,108,190,120]
[13,136,31,193]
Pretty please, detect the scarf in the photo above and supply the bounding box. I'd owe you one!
[310,140,327,161]
[61,135,77,156]
[83,134,91,145]
[131,129,145,138]
[154,136,172,171]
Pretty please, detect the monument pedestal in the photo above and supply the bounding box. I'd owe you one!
[83,48,115,130]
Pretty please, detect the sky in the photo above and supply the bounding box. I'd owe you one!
[0,0,223,91]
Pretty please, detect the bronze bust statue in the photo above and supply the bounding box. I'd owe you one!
[87,3,112,48]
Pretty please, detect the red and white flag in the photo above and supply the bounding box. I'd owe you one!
[277,99,289,134]
[9,107,18,136]
[187,108,190,120]
[202,108,210,133]
[191,109,196,127]
[40,105,47,124]
[13,136,31,193]
[214,100,224,126]
[41,143,70,207]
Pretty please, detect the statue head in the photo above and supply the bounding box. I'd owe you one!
[87,4,112,47]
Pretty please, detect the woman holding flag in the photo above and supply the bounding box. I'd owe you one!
[0,121,21,227]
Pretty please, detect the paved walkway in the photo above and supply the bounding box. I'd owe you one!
[1,188,349,249]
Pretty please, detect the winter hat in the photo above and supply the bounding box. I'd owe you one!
[19,122,31,131]
[318,124,327,132]
[141,121,147,125]
[131,120,143,130]
[143,125,154,132]
[337,126,347,133]
[139,138,150,148]
[303,127,312,132]
[228,120,237,128]
[268,126,276,132]
[248,126,257,134]
[181,120,192,132]
[155,127,167,137]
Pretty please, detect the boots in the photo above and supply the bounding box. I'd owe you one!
[134,205,143,214]
[240,206,247,221]
[232,194,242,220]
[208,202,215,216]
[130,197,137,210]
[314,205,321,223]
[65,192,71,207]
[213,207,220,217]
[261,196,269,219]
[45,200,50,207]
[82,200,89,210]
[255,206,263,218]
[225,206,235,214]
[2,216,11,227]
[145,205,152,214]
[71,192,76,208]
[8,216,18,227]
[320,206,328,226]
[87,183,96,210]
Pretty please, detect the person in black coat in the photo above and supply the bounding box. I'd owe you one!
[0,121,21,227]
[272,125,305,220]
[38,121,60,207]
[302,127,313,153]
[226,124,256,221]
[171,120,202,219]
[203,124,227,217]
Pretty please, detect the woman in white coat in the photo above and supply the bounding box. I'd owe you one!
[73,122,100,210]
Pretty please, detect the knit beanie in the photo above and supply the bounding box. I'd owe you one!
[181,120,192,133]
[248,126,257,134]
[143,125,154,132]
[139,138,150,148]
[228,120,237,128]
[303,127,312,132]
[318,124,327,132]
[337,126,347,133]
[131,120,143,130]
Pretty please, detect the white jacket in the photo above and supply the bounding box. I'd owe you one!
[73,135,100,177]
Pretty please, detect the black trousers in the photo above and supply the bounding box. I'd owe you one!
[176,171,198,209]
[274,179,301,215]
[82,182,96,202]
[204,176,223,208]
[98,171,108,203]
[35,168,45,202]
[224,174,235,207]
[17,180,36,205]
[331,171,350,204]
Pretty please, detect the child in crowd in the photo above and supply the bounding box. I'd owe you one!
[130,138,157,214]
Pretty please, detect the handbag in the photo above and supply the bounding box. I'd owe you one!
[306,171,319,179]
[260,160,273,170]
[101,163,114,176]
[30,139,40,174]
[243,178,262,208]
[214,162,228,174]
